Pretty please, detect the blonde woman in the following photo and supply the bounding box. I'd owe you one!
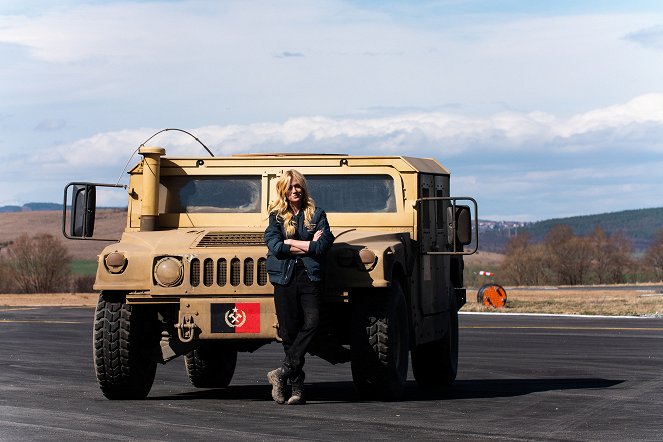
[264,170,334,405]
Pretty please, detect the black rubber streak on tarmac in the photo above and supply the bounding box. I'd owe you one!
[0,307,661,441]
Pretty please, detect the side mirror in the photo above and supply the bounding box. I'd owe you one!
[447,204,472,246]
[417,196,477,255]
[62,182,126,241]
[454,205,472,246]
[71,184,96,238]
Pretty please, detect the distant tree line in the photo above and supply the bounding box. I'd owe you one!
[0,234,93,293]
[478,207,663,254]
[3,228,663,293]
[499,225,663,286]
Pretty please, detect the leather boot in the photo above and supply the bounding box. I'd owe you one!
[287,379,305,405]
[267,368,287,404]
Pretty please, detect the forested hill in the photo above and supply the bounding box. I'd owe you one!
[3,202,661,254]
[0,202,62,213]
[480,207,663,253]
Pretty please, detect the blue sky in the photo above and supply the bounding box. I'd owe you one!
[1,0,662,221]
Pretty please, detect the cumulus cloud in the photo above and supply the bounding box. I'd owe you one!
[33,93,663,166]
[13,93,660,219]
[2,100,662,219]
[560,94,663,138]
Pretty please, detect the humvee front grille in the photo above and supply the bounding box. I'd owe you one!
[196,232,265,247]
[189,256,268,288]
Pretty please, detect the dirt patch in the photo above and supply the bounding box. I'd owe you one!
[3,286,663,316]
[0,293,98,307]
[463,285,663,316]
[0,209,124,260]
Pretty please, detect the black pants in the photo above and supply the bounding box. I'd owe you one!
[273,260,320,383]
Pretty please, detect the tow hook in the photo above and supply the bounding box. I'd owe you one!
[175,314,198,343]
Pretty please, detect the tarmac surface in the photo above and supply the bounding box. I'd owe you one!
[0,306,661,441]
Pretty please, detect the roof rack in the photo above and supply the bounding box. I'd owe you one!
[231,152,347,157]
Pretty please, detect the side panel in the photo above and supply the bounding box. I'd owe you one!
[417,174,451,316]
[434,174,452,314]
[413,173,452,345]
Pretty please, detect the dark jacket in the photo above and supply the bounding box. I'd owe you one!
[264,207,334,285]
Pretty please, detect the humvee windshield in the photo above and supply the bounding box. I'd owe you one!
[161,176,262,213]
[308,175,396,213]
[158,174,396,214]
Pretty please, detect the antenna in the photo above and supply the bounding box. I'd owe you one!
[115,128,214,186]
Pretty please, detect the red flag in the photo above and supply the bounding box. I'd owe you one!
[233,302,261,334]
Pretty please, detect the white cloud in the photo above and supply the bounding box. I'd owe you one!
[6,93,659,220]
[38,93,663,166]
[560,94,663,139]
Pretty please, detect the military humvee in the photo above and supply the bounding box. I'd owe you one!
[64,143,477,401]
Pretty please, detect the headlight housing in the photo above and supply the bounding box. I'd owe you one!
[154,256,184,287]
[358,248,377,268]
[104,252,127,274]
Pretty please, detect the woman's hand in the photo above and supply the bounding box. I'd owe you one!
[313,230,323,241]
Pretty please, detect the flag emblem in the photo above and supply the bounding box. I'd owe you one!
[211,303,260,334]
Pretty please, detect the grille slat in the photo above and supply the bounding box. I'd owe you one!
[203,258,214,287]
[197,232,265,247]
[217,258,227,287]
[190,258,200,287]
[257,258,267,286]
[244,258,254,286]
[230,258,241,287]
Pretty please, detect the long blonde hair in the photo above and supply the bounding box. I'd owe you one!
[268,170,316,237]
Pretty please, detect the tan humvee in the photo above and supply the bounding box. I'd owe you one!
[64,144,477,400]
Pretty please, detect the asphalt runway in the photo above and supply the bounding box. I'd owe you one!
[0,307,661,441]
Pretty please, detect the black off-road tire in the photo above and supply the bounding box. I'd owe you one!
[411,294,459,389]
[93,292,159,400]
[350,281,409,400]
[184,343,238,388]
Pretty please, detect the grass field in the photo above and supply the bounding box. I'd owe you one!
[70,259,98,276]
[462,286,663,316]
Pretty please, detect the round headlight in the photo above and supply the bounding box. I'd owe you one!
[154,257,183,287]
[104,252,127,274]
[359,248,377,268]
